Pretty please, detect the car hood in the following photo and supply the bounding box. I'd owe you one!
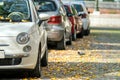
[0,22,34,37]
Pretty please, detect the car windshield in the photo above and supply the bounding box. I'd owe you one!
[0,0,30,22]
[34,0,56,12]
[73,4,83,12]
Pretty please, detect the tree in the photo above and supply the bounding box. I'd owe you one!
[95,0,99,11]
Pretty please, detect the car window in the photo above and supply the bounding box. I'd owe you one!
[0,0,31,22]
[64,5,71,14]
[34,1,56,12]
[71,6,77,15]
[73,4,84,12]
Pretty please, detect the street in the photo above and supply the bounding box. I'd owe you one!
[0,26,120,80]
[40,26,120,80]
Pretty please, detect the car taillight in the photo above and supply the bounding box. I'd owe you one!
[47,16,62,24]
[69,17,74,24]
[81,13,87,18]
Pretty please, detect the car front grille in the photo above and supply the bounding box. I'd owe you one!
[0,58,21,66]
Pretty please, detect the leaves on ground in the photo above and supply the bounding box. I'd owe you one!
[33,29,120,80]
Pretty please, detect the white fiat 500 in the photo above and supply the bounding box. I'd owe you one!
[0,0,48,77]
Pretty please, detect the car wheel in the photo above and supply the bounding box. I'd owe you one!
[77,28,84,38]
[67,35,72,45]
[72,29,77,41]
[57,35,66,50]
[84,28,90,36]
[41,47,48,67]
[29,47,41,77]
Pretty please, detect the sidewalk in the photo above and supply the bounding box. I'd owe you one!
[90,14,120,27]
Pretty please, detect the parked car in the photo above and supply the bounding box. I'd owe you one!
[0,0,48,77]
[72,2,90,35]
[34,0,72,49]
[63,3,83,40]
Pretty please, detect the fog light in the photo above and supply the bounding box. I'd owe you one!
[23,45,31,52]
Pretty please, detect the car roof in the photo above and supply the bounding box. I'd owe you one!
[61,0,86,6]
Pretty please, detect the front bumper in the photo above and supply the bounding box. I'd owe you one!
[0,44,38,70]
[0,52,37,70]
[2,53,29,58]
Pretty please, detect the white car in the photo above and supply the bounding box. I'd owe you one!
[0,0,48,77]
[72,2,90,35]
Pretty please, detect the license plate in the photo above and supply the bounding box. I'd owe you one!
[0,51,5,59]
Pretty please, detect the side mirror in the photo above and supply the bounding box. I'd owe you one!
[39,13,49,21]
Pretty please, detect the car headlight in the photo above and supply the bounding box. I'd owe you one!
[17,32,30,44]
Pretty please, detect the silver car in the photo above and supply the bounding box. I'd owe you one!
[0,0,48,77]
[34,0,72,50]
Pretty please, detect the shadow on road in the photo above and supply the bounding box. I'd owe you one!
[0,71,28,80]
[41,62,120,79]
[1,62,119,79]
[90,27,120,50]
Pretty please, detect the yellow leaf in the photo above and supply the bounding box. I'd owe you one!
[23,78,28,80]
[51,77,56,80]
[117,73,120,76]
[85,77,90,80]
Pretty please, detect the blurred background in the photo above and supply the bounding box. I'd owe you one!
[65,0,120,14]
[62,0,120,27]
[85,0,120,14]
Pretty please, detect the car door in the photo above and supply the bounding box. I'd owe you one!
[32,1,47,57]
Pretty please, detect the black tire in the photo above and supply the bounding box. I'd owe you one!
[29,47,41,78]
[41,47,48,67]
[67,35,72,45]
[72,29,77,41]
[57,35,66,50]
[84,28,90,36]
[77,28,84,38]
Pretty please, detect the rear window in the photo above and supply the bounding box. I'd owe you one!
[71,6,78,15]
[64,5,71,14]
[34,1,56,12]
[73,4,83,12]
